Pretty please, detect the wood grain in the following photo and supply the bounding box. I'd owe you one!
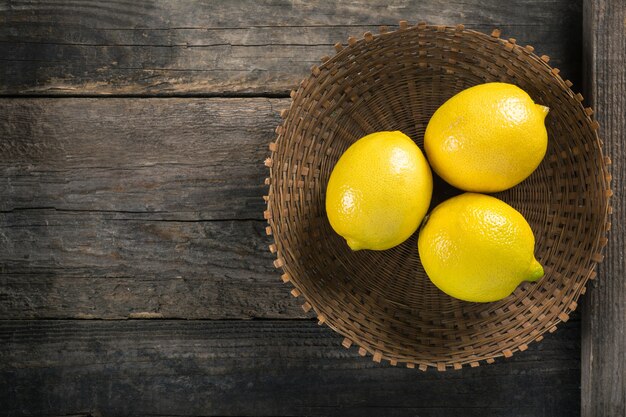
[581,0,626,415]
[0,211,307,319]
[0,97,313,319]
[0,98,285,220]
[0,319,581,417]
[0,0,582,95]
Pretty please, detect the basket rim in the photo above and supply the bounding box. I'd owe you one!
[264,22,613,371]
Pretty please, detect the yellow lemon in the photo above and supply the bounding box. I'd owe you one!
[418,193,543,302]
[424,82,549,192]
[326,131,432,251]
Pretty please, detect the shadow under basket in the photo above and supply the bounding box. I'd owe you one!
[264,23,612,370]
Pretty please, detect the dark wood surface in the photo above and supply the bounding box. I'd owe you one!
[581,0,626,416]
[0,0,621,416]
[0,98,309,320]
[0,319,581,417]
[1,0,582,95]
[0,98,282,220]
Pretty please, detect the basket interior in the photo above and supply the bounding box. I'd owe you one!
[268,25,609,368]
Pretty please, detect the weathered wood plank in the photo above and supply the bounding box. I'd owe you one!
[581,0,626,416]
[0,98,309,319]
[0,319,581,417]
[0,98,285,219]
[0,0,582,95]
[0,211,307,319]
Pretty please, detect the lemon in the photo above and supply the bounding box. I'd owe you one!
[418,193,543,302]
[326,131,432,251]
[424,82,549,193]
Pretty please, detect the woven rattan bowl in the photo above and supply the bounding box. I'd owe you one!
[264,23,611,370]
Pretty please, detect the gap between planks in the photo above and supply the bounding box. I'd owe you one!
[0,92,292,99]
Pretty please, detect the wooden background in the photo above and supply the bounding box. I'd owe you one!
[0,1,623,416]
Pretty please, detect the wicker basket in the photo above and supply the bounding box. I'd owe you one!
[264,22,612,370]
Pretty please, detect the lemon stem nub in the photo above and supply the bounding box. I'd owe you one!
[526,258,545,282]
[537,104,550,118]
[346,238,363,251]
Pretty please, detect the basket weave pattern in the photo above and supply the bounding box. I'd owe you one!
[264,23,612,370]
